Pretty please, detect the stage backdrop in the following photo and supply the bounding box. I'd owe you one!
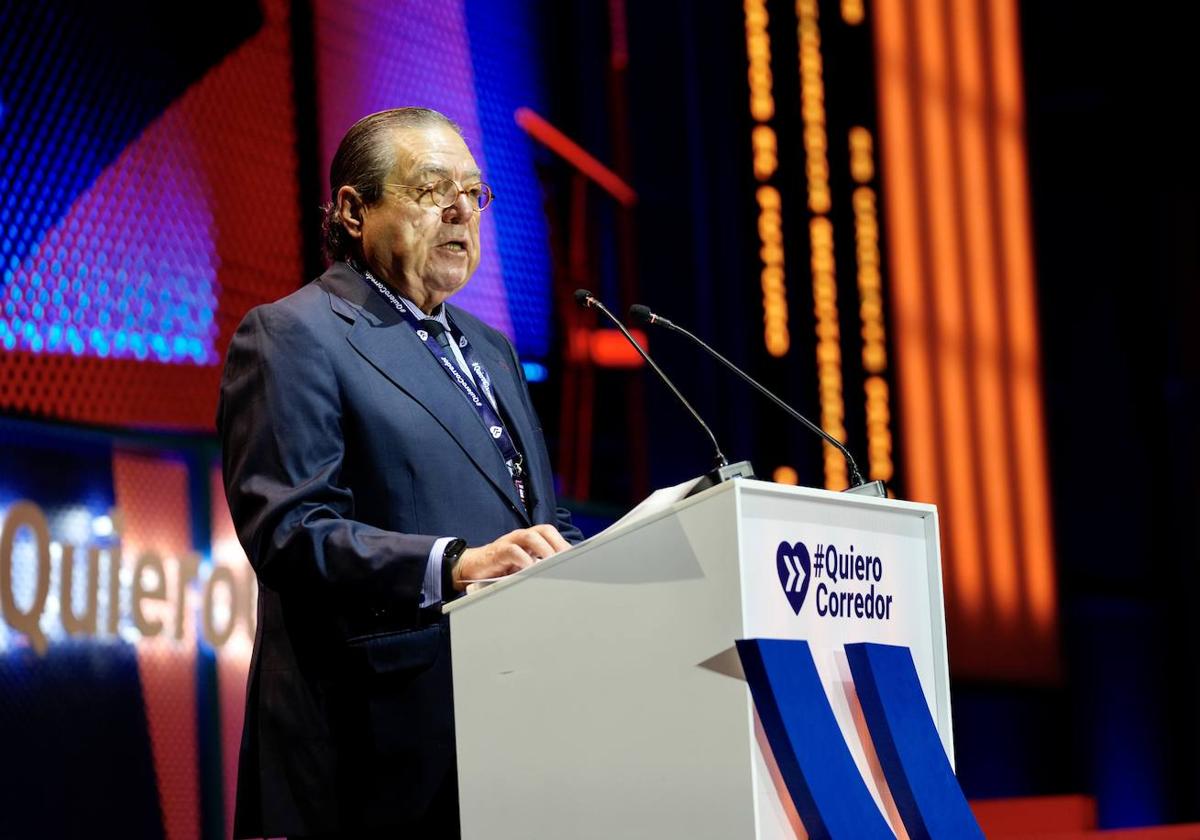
[0,0,557,837]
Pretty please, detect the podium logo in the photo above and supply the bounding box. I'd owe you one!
[776,541,812,615]
[776,541,896,621]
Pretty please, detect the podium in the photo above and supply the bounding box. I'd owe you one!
[445,478,950,838]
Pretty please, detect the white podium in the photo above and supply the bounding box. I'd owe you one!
[445,478,949,839]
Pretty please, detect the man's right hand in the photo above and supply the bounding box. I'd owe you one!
[452,525,571,591]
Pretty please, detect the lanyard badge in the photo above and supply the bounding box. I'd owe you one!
[356,267,528,507]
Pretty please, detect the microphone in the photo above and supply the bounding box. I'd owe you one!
[574,290,754,493]
[629,303,885,497]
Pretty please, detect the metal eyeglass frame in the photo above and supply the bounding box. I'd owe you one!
[382,178,495,211]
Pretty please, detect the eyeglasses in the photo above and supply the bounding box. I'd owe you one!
[383,178,495,212]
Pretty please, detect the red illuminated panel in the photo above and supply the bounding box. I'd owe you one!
[871,0,1058,680]
[0,0,300,430]
[114,449,200,840]
[113,450,192,562]
[211,465,253,837]
[589,328,649,368]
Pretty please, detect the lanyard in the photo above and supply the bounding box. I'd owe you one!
[357,267,528,506]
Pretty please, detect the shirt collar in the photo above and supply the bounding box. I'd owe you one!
[347,260,447,326]
[401,296,448,326]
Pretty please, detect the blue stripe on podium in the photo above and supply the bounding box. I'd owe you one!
[735,638,894,840]
[845,642,984,840]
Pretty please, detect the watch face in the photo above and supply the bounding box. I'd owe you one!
[443,539,468,597]
[444,539,467,573]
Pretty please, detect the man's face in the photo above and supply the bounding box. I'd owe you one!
[357,125,483,312]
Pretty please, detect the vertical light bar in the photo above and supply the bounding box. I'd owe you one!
[988,0,1057,633]
[949,0,1020,623]
[913,0,985,620]
[848,129,895,486]
[872,0,941,512]
[796,0,849,491]
[872,0,1059,677]
[744,0,790,358]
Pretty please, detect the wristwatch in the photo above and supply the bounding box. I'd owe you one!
[441,538,468,597]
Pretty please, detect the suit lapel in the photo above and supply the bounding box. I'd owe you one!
[319,266,531,524]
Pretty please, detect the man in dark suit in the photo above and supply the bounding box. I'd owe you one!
[218,107,581,839]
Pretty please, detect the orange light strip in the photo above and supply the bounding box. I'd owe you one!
[797,0,848,491]
[798,0,832,216]
[514,107,637,207]
[588,328,649,368]
[872,0,1058,677]
[914,0,985,619]
[872,0,941,514]
[987,0,1057,633]
[744,0,790,357]
[950,0,1020,624]
[848,127,895,485]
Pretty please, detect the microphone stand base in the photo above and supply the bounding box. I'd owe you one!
[686,460,756,498]
[844,480,888,498]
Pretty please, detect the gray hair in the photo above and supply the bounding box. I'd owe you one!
[321,107,463,263]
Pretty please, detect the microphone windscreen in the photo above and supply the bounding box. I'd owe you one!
[573,289,594,308]
[628,304,653,324]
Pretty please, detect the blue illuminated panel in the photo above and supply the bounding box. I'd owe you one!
[522,360,548,382]
[1,177,218,363]
[0,1,301,429]
[466,0,553,357]
[0,2,261,366]
[313,0,552,358]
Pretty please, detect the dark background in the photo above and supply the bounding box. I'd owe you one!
[0,0,1196,831]
[1020,0,1200,824]
[539,0,1200,826]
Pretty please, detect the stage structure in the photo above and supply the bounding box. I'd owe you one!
[449,478,978,837]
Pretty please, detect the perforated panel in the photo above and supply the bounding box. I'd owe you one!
[211,463,252,838]
[0,0,301,430]
[114,450,200,840]
[312,0,553,356]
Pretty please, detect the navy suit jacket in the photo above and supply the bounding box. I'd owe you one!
[218,262,581,837]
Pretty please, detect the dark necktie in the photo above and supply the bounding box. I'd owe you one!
[421,318,530,510]
[420,318,453,351]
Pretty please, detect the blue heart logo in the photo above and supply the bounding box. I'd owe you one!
[776,541,811,615]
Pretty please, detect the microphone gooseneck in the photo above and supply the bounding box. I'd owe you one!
[574,289,728,470]
[630,302,876,492]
